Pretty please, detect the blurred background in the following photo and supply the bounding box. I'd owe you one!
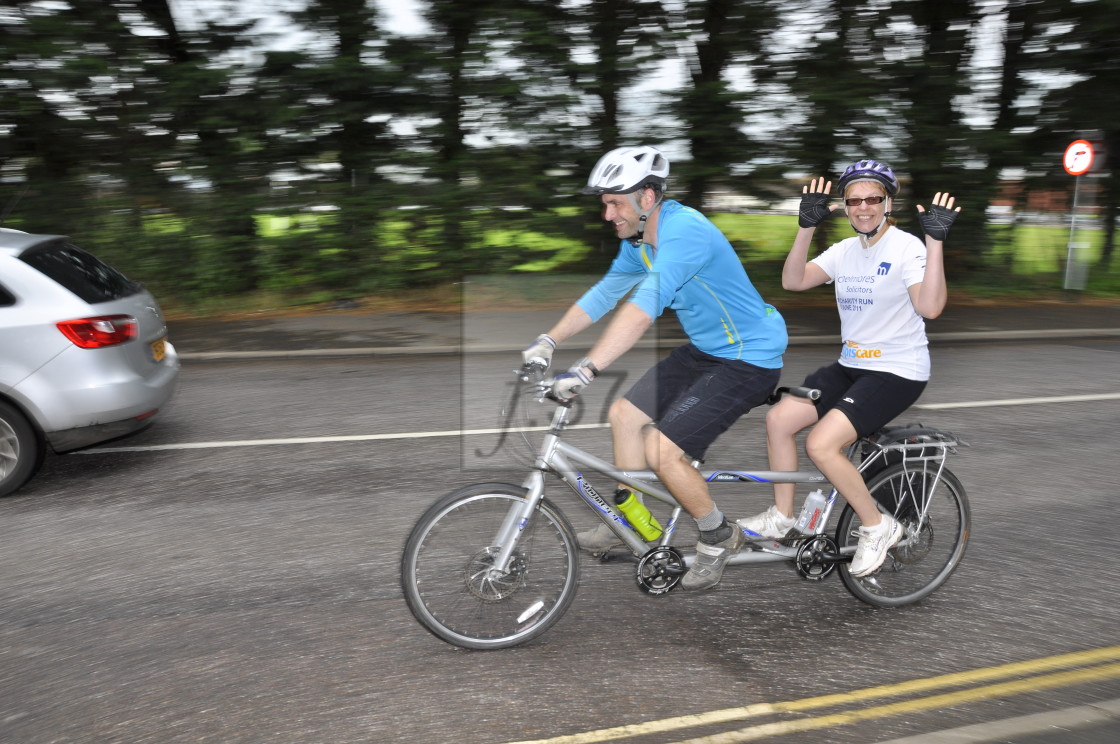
[1,0,1117,316]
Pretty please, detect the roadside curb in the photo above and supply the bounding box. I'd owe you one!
[874,697,1120,744]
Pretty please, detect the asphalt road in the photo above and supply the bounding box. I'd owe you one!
[1,338,1119,743]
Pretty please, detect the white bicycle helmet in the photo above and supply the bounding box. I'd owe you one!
[582,146,669,245]
[581,146,669,195]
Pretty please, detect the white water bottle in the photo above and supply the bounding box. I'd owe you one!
[794,489,827,534]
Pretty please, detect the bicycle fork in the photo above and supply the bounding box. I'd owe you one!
[482,471,547,576]
[483,418,569,574]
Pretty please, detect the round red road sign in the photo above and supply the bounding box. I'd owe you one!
[1064,139,1094,175]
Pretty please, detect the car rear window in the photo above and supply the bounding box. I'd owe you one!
[0,282,14,306]
[19,241,141,303]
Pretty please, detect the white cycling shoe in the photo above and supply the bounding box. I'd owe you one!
[737,505,795,540]
[850,514,903,577]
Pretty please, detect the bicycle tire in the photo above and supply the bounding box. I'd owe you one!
[837,463,970,607]
[400,483,581,649]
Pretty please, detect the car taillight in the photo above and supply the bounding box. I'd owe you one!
[56,315,138,348]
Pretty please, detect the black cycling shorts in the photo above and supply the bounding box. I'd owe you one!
[625,343,781,461]
[803,362,927,438]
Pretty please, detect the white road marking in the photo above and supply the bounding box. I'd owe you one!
[915,392,1120,410]
[80,392,1119,454]
[80,423,610,453]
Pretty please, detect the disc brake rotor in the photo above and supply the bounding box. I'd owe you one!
[891,519,934,564]
[465,547,527,601]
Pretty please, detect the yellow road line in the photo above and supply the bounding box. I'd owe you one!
[680,662,1120,744]
[502,646,1120,744]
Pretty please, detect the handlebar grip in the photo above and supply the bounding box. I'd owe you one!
[766,386,822,405]
[545,392,573,408]
[789,386,822,401]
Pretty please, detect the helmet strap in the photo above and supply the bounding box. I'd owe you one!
[626,188,662,246]
[849,198,891,247]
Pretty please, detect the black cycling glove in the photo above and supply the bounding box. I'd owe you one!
[918,204,958,241]
[798,191,832,228]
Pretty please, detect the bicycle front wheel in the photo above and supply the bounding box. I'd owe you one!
[400,483,580,649]
[837,464,970,607]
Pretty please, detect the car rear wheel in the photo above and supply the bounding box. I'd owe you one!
[0,401,43,497]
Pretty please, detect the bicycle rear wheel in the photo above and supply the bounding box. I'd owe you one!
[400,483,580,649]
[837,463,970,607]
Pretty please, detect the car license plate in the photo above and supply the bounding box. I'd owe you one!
[151,337,167,362]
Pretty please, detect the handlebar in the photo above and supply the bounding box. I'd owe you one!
[517,361,549,382]
[516,362,572,406]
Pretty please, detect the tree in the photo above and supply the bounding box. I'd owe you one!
[668,0,778,208]
[4,0,1118,302]
[565,0,670,156]
[1026,0,1120,269]
[1,2,134,237]
[775,0,887,252]
[283,0,406,290]
[1,1,265,293]
[962,0,1046,273]
[138,1,267,293]
[878,0,985,274]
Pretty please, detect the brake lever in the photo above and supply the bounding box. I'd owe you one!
[515,361,548,382]
[514,363,557,403]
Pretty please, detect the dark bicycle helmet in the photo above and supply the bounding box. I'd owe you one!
[836,159,900,196]
[581,146,669,195]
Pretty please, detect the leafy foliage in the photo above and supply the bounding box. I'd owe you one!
[0,0,1116,311]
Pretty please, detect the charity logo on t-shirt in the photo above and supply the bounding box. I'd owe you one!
[841,340,883,360]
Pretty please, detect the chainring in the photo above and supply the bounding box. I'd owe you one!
[635,546,686,595]
[796,535,840,581]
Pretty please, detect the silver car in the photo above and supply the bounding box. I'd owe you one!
[0,228,180,496]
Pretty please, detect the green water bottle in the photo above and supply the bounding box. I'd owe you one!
[614,488,663,541]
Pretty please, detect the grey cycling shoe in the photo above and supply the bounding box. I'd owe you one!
[576,523,624,554]
[681,526,745,591]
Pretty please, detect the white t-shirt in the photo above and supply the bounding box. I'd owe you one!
[811,226,931,380]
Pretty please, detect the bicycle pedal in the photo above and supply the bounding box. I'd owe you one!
[595,550,638,564]
[742,537,784,551]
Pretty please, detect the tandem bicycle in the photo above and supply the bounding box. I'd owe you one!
[400,364,970,649]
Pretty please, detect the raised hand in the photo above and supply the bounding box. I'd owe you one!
[916,192,961,241]
[799,178,837,228]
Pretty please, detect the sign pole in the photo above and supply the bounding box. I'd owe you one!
[1063,175,1084,290]
[1062,139,1096,291]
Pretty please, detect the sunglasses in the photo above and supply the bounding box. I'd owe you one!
[844,196,887,206]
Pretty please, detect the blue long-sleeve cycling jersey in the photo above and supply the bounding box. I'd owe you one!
[576,200,787,368]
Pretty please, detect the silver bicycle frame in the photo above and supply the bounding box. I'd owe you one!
[492,394,959,572]
[511,404,836,568]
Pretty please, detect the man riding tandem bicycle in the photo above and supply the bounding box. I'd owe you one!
[400,147,970,649]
